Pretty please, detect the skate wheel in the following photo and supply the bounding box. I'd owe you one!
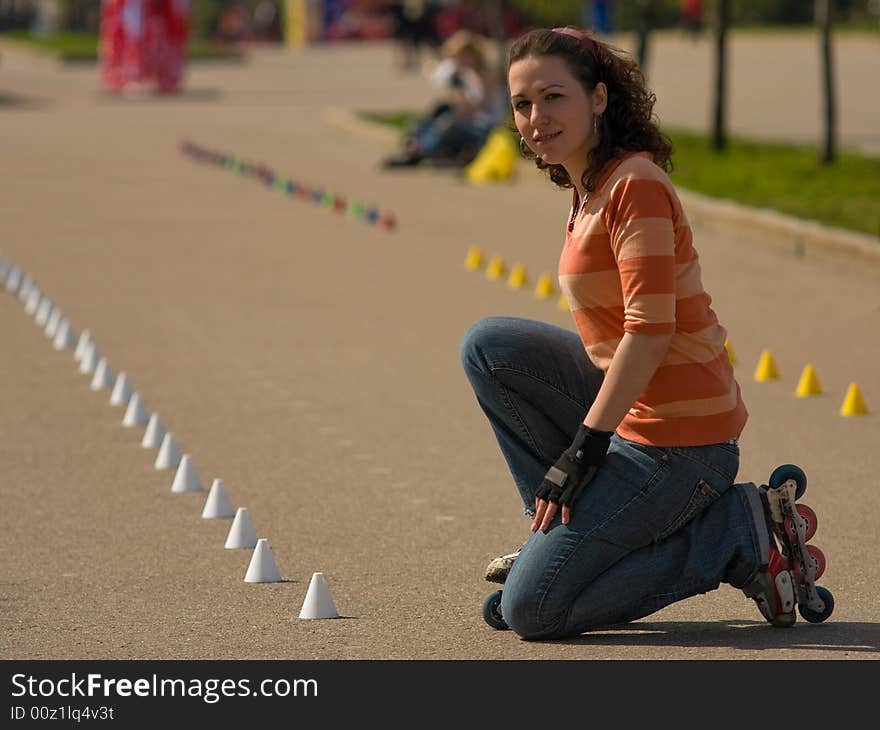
[799,585,834,623]
[784,504,818,542]
[794,544,827,582]
[482,590,508,630]
[769,464,807,500]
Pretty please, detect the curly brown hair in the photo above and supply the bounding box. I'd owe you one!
[508,28,673,193]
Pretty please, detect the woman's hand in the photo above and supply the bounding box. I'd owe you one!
[531,425,612,533]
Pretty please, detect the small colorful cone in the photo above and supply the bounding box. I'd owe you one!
[155,432,182,470]
[141,413,165,449]
[464,246,484,271]
[74,329,93,362]
[754,350,779,382]
[17,274,34,301]
[534,273,556,299]
[202,478,235,519]
[299,572,339,619]
[725,339,736,365]
[558,293,569,311]
[795,364,822,397]
[90,357,115,391]
[244,539,282,583]
[225,507,258,549]
[170,454,203,493]
[109,372,132,407]
[5,265,22,293]
[122,391,149,428]
[25,288,42,315]
[485,255,506,280]
[52,319,76,351]
[379,212,397,231]
[35,298,53,327]
[840,382,868,416]
[44,307,62,339]
[507,264,528,289]
[78,342,99,375]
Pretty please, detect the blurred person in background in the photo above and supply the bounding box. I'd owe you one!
[382,28,507,169]
[390,0,441,71]
[461,27,827,639]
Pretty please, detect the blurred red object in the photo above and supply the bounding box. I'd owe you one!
[100,0,191,94]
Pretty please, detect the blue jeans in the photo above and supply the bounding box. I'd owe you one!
[460,316,770,640]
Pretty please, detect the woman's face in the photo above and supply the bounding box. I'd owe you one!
[509,54,606,181]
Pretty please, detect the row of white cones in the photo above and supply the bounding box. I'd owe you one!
[2,256,337,620]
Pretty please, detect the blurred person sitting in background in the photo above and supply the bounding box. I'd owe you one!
[382,28,507,169]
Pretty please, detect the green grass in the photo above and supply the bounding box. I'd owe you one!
[667,131,880,238]
[0,30,242,62]
[360,110,880,239]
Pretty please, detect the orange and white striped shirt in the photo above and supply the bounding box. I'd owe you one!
[559,152,748,446]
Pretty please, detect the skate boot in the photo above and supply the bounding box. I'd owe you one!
[482,542,526,630]
[744,464,834,626]
[484,546,522,584]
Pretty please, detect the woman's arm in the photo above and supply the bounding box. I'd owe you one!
[584,331,672,432]
[531,331,672,532]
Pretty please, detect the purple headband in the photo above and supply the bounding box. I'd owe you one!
[552,27,599,58]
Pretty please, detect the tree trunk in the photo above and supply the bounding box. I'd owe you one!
[816,0,836,164]
[711,0,729,151]
[635,0,652,75]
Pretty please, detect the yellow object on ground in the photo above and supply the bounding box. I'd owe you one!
[754,349,779,381]
[795,364,822,397]
[840,382,869,416]
[534,273,556,299]
[507,264,527,289]
[464,245,484,271]
[464,127,519,185]
[485,255,506,280]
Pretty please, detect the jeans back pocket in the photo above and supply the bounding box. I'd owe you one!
[656,478,720,541]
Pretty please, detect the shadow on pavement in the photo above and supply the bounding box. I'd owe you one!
[0,92,50,109]
[96,88,223,103]
[553,621,880,654]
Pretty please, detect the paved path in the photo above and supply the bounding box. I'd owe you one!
[1,34,879,660]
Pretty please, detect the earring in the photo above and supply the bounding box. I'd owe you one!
[593,115,601,136]
[519,135,530,155]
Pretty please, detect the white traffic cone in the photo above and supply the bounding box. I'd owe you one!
[225,507,258,549]
[35,298,53,327]
[202,478,235,519]
[78,342,99,375]
[90,357,115,391]
[18,274,34,301]
[52,319,76,351]
[141,413,165,449]
[74,329,93,363]
[244,539,282,583]
[0,257,10,282]
[122,392,149,428]
[155,432,181,470]
[109,372,132,407]
[25,288,42,315]
[170,453,203,493]
[44,307,62,339]
[298,572,339,619]
[5,265,22,293]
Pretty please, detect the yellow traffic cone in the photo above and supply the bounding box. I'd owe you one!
[464,245,484,271]
[507,264,528,289]
[485,255,506,281]
[754,350,779,382]
[464,128,518,185]
[534,273,556,299]
[558,293,569,311]
[724,339,736,365]
[840,382,869,416]
[795,364,822,397]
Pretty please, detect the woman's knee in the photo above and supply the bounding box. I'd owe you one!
[459,316,513,376]
[500,580,563,641]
